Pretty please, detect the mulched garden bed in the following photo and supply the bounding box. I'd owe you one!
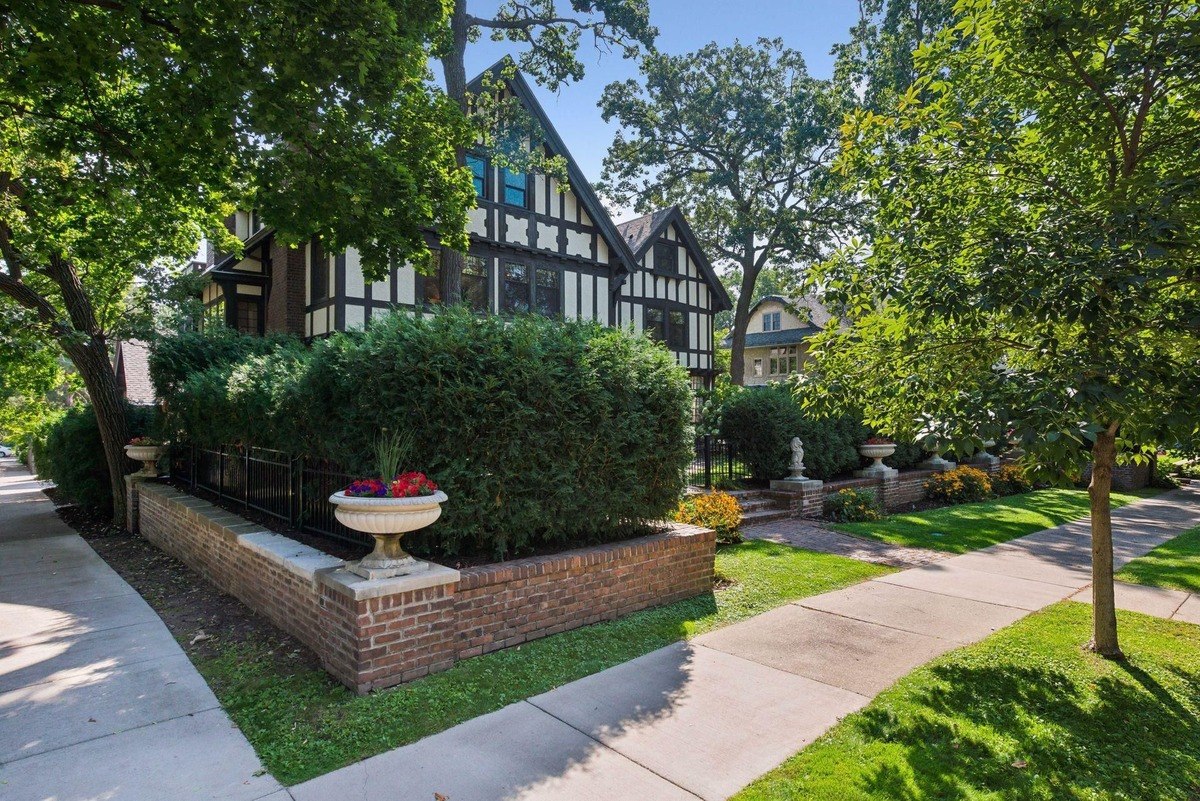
[50,490,320,673]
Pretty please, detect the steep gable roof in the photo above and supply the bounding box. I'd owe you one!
[616,206,733,312]
[467,60,639,280]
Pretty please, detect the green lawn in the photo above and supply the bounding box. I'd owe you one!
[199,541,892,785]
[734,602,1200,801]
[1118,523,1200,594]
[834,488,1158,554]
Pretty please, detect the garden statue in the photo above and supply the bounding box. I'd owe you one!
[790,437,808,480]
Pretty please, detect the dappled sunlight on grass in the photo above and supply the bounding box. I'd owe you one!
[835,488,1157,554]
[1118,524,1200,594]
[734,603,1200,801]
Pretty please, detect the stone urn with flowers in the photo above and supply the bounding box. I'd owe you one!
[330,473,447,580]
[125,437,167,477]
[856,437,898,478]
[329,430,446,580]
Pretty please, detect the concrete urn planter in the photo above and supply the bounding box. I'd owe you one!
[125,444,166,477]
[856,442,898,478]
[330,490,448,580]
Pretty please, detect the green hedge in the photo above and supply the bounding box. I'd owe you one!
[718,384,865,481]
[155,308,694,559]
[37,403,157,515]
[715,384,926,481]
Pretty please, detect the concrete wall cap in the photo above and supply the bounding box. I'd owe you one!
[319,562,461,600]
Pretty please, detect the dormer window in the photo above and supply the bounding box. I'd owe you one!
[502,167,527,208]
[763,311,781,332]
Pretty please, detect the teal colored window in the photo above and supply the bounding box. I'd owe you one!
[502,167,527,207]
[466,154,487,198]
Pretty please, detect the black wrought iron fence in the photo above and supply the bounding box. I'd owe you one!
[687,435,751,489]
[170,444,370,548]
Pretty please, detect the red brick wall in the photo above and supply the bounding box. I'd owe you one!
[266,241,306,336]
[135,483,331,654]
[1081,461,1151,490]
[130,481,716,694]
[779,460,1011,519]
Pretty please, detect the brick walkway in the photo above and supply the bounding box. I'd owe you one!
[741,517,949,568]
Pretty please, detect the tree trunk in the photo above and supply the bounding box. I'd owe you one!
[728,260,761,386]
[1087,423,1123,659]
[438,0,471,306]
[45,253,131,526]
[65,338,131,526]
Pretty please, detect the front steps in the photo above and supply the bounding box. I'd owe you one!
[727,489,792,525]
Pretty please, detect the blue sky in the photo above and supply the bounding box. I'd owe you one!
[458,1,861,220]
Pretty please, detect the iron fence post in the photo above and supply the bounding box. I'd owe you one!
[218,446,225,499]
[703,435,712,490]
[243,446,250,510]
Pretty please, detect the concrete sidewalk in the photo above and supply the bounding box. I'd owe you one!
[0,458,284,801]
[291,486,1200,801]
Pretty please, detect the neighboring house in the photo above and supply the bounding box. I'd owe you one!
[722,295,833,386]
[113,339,156,406]
[196,62,731,389]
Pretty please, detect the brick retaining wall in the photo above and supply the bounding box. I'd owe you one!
[1080,461,1152,491]
[129,479,715,693]
[770,459,1008,518]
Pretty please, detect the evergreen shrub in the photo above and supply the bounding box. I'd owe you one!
[155,308,694,559]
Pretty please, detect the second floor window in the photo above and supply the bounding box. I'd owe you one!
[424,250,489,314]
[463,256,488,313]
[645,305,687,349]
[466,154,487,199]
[763,311,781,332]
[502,167,527,208]
[502,261,560,316]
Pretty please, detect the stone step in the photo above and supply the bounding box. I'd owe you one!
[737,498,779,513]
[741,508,793,525]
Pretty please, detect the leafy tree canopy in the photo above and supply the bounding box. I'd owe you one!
[804,0,1200,656]
[832,0,958,113]
[0,0,470,519]
[598,38,858,384]
[808,0,1200,465]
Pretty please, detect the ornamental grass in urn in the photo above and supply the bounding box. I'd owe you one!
[125,436,167,476]
[329,430,446,579]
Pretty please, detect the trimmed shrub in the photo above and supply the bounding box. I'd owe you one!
[156,308,694,560]
[38,403,157,515]
[823,487,882,523]
[925,466,993,504]
[718,384,862,481]
[675,491,743,543]
[885,441,926,470]
[992,463,1033,496]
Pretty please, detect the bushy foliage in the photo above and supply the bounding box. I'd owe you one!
[823,487,882,523]
[718,384,863,481]
[884,440,926,470]
[991,463,1033,496]
[156,308,694,559]
[38,403,157,515]
[149,327,288,402]
[925,466,993,505]
[675,491,743,543]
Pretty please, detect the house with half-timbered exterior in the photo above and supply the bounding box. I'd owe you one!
[196,62,731,388]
